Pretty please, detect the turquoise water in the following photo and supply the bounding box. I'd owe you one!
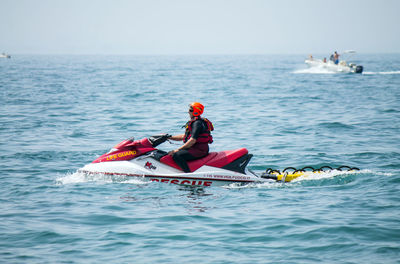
[1,54,400,263]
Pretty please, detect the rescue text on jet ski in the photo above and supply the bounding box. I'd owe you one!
[78,134,359,187]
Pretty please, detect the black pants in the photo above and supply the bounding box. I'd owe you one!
[172,149,204,173]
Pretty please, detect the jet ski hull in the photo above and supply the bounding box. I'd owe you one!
[79,158,265,187]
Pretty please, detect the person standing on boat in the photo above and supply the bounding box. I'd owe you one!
[334,51,340,64]
[168,102,214,173]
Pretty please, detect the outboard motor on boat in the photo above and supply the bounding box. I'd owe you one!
[355,65,363,74]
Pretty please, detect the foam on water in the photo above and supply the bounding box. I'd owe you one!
[295,68,400,75]
[56,171,149,185]
[363,70,400,75]
[290,169,364,182]
[56,169,368,189]
[293,67,337,74]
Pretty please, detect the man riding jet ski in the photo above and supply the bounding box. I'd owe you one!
[78,103,358,187]
[79,102,267,187]
[168,102,214,173]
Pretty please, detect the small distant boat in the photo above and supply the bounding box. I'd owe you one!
[0,53,11,59]
[305,50,363,74]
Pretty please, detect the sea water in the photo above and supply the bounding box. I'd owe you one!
[1,54,399,263]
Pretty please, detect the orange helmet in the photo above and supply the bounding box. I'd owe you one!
[189,102,204,117]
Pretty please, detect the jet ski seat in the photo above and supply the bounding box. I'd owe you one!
[160,148,249,172]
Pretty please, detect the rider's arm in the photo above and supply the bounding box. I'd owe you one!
[168,121,203,155]
[169,138,197,155]
[169,134,185,141]
[169,120,206,155]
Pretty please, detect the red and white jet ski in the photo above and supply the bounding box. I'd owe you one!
[78,134,268,187]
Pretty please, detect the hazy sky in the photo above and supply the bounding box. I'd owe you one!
[1,0,399,55]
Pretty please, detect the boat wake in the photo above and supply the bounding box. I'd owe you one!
[225,169,369,189]
[56,171,148,185]
[362,71,400,75]
[295,68,400,75]
[294,67,337,74]
[58,168,376,188]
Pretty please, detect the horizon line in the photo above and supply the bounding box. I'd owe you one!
[3,51,400,56]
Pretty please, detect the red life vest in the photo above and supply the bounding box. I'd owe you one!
[183,117,214,144]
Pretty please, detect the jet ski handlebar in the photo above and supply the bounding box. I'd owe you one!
[148,134,172,147]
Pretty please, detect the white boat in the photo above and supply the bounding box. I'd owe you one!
[305,51,363,73]
[0,53,11,58]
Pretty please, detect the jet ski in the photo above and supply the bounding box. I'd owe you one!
[78,134,359,187]
[79,134,267,187]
